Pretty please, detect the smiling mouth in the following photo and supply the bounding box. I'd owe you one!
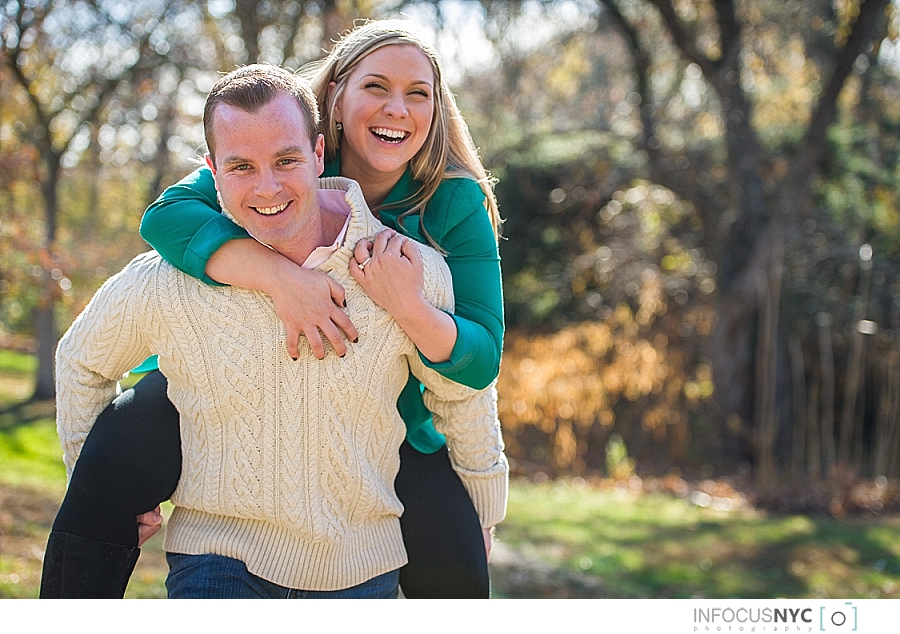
[253,201,289,215]
[370,127,409,144]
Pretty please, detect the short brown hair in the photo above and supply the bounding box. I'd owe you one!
[204,64,320,165]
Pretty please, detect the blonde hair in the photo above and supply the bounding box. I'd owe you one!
[298,19,501,248]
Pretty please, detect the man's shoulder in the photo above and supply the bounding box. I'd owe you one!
[121,250,175,277]
[416,243,454,313]
[103,251,182,294]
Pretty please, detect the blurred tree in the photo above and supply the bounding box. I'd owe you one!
[597,0,892,483]
[205,0,371,68]
[0,0,196,399]
[446,0,898,482]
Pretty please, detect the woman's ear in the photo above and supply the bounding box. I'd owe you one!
[327,81,341,123]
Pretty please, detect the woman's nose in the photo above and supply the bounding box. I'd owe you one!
[383,92,408,118]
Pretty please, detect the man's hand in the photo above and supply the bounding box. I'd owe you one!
[137,506,163,547]
[483,527,493,561]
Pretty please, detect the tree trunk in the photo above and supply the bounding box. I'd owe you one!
[31,152,60,401]
[818,313,836,471]
[31,300,56,400]
[234,0,261,63]
[754,240,783,487]
[147,99,176,204]
[838,254,872,463]
[788,334,807,474]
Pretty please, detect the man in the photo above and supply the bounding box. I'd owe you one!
[54,64,507,598]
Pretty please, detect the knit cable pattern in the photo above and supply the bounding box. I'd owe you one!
[55,178,507,589]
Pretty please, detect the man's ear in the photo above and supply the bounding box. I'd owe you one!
[205,153,216,174]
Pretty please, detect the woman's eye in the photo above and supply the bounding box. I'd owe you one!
[365,81,387,91]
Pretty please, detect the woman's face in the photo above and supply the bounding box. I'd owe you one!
[334,44,435,188]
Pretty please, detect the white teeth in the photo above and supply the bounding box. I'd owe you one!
[255,202,288,215]
[371,127,407,141]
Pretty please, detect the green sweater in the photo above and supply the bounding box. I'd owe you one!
[139,159,504,453]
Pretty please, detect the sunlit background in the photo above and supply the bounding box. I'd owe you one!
[3,0,900,599]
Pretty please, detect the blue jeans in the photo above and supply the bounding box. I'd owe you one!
[166,552,399,599]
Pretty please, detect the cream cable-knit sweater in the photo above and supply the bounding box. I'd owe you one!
[55,177,508,590]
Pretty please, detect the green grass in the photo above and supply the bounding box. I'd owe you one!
[3,348,900,599]
[0,350,167,598]
[0,417,66,493]
[0,349,36,376]
[496,479,900,598]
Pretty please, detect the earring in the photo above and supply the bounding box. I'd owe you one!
[336,122,343,131]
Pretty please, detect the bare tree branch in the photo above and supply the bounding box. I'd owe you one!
[645,0,719,81]
[599,0,720,226]
[790,0,890,189]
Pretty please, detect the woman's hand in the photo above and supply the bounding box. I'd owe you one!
[349,230,457,363]
[268,263,359,360]
[349,230,424,314]
[207,239,358,360]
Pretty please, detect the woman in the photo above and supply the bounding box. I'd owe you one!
[41,19,503,599]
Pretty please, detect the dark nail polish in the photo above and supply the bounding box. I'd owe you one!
[353,338,359,343]
[343,300,347,308]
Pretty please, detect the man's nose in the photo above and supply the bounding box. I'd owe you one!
[254,167,281,197]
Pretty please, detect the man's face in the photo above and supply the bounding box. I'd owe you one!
[206,93,325,252]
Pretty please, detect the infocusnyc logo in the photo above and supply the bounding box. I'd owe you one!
[692,602,858,632]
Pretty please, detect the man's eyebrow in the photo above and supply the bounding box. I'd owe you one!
[221,155,251,166]
[220,147,308,166]
[274,146,309,158]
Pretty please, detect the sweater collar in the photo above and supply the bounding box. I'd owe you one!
[315,176,384,276]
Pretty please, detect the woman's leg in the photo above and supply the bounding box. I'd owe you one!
[40,370,181,598]
[394,440,490,598]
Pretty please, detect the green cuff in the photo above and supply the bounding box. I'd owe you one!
[130,355,159,374]
[184,217,252,286]
[417,313,477,374]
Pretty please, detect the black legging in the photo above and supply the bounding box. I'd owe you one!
[51,370,489,598]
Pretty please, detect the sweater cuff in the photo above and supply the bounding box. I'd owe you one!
[184,216,253,286]
[454,455,509,528]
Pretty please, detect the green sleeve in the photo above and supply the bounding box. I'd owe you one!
[420,178,505,390]
[139,167,251,286]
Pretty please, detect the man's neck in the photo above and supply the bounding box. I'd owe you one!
[274,205,347,266]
